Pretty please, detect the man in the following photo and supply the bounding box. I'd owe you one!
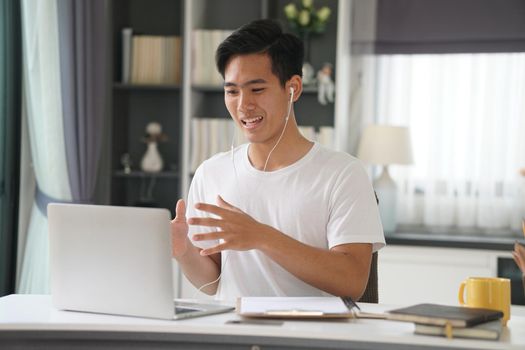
[171,19,385,301]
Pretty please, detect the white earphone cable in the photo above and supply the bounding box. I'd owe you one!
[263,88,294,171]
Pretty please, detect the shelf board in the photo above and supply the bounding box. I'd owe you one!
[192,84,320,93]
[192,84,224,92]
[114,82,181,91]
[113,170,179,179]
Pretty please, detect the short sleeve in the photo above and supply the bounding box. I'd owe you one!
[326,160,385,252]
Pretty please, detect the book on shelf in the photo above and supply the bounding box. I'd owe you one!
[298,126,316,142]
[190,118,246,172]
[317,126,335,149]
[386,303,503,328]
[414,319,503,340]
[129,34,181,85]
[192,29,233,86]
[121,28,133,83]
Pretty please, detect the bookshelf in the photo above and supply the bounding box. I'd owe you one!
[109,0,183,214]
[108,0,339,217]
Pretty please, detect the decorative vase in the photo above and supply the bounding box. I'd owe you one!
[374,166,398,233]
[141,141,163,172]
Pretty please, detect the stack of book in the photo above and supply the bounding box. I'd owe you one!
[192,30,233,86]
[387,303,504,340]
[121,28,182,85]
[190,118,245,172]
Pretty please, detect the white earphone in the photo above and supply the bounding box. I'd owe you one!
[286,87,294,121]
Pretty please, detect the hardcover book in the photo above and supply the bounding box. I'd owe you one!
[386,303,503,328]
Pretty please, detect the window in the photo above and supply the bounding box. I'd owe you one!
[374,53,525,232]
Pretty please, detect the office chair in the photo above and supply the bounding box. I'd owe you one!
[357,191,380,303]
[358,252,378,303]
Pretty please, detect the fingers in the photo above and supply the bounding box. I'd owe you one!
[188,216,224,228]
[515,242,525,254]
[173,199,186,222]
[194,202,231,218]
[512,252,525,272]
[195,197,244,217]
[193,231,228,242]
[200,242,229,256]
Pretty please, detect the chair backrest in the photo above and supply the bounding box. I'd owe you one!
[358,191,380,303]
[358,251,378,303]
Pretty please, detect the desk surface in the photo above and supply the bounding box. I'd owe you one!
[1,295,525,350]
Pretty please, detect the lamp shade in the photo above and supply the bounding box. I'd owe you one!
[357,125,413,165]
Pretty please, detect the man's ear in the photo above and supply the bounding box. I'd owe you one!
[288,75,303,102]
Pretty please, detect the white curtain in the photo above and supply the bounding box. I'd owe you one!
[372,53,525,232]
[18,0,72,293]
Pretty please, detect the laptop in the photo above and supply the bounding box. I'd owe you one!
[48,203,234,320]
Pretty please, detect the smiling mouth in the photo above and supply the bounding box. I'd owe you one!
[241,116,263,129]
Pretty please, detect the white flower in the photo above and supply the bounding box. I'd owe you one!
[298,9,310,26]
[317,6,331,22]
[284,3,298,19]
[302,0,313,9]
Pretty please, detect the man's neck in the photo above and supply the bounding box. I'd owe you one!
[248,128,314,172]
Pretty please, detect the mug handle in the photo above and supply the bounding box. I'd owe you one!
[458,281,466,305]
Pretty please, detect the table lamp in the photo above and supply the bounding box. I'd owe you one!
[357,125,413,232]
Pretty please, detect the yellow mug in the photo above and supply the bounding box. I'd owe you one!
[458,277,511,326]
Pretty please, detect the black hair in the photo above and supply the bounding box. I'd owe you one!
[216,19,304,87]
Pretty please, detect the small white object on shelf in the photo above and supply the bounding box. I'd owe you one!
[316,63,335,105]
[141,122,167,173]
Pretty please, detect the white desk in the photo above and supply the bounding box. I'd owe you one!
[1,295,525,350]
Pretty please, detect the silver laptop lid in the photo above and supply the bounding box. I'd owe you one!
[49,203,174,319]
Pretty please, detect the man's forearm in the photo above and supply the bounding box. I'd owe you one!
[259,225,372,299]
[174,237,221,295]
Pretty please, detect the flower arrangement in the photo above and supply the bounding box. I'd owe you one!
[284,0,331,36]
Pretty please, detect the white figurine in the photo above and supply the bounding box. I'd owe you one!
[317,63,335,105]
[140,121,167,173]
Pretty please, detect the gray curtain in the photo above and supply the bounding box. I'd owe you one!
[56,0,108,204]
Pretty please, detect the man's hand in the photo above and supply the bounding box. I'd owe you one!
[188,195,270,256]
[513,242,525,275]
[170,199,189,258]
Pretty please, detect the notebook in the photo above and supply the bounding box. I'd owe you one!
[387,303,503,328]
[237,297,354,319]
[48,203,234,320]
[236,297,387,319]
[414,320,503,340]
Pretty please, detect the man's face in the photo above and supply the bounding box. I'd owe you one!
[223,53,290,145]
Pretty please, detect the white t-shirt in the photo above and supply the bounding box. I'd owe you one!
[187,142,385,300]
